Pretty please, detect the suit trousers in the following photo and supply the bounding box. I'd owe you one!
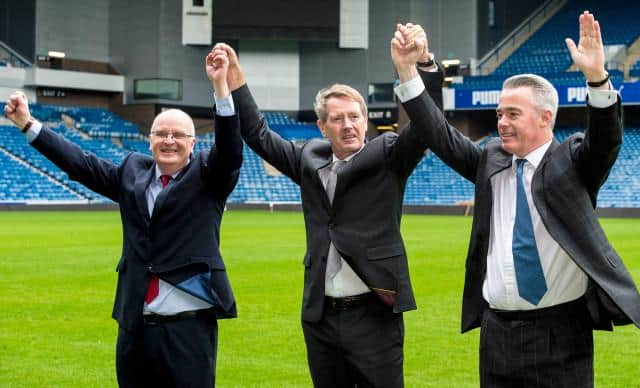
[116,315,218,388]
[479,298,593,388]
[301,298,404,388]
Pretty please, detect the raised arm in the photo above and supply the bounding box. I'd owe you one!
[390,23,480,182]
[565,11,622,196]
[4,91,122,201]
[4,91,32,130]
[216,43,303,184]
[203,45,243,198]
[565,11,609,88]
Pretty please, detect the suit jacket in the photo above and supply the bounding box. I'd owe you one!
[31,114,243,331]
[401,85,640,333]
[232,71,442,322]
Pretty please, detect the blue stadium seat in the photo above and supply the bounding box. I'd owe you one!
[2,104,639,208]
[458,0,640,90]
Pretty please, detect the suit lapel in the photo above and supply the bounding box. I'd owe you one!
[134,166,155,222]
[330,144,370,204]
[152,160,193,218]
[531,138,560,210]
[534,138,559,173]
[332,156,356,204]
[486,147,513,178]
[309,142,333,172]
[152,184,170,219]
[309,143,333,207]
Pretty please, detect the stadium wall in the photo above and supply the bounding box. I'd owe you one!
[0,0,36,61]
[109,0,213,107]
[298,0,480,111]
[36,0,110,63]
[2,203,639,219]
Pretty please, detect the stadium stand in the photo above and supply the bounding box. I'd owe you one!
[494,0,639,75]
[0,147,82,202]
[455,0,640,89]
[69,107,142,139]
[630,60,640,78]
[596,127,640,208]
[0,124,116,202]
[4,105,639,208]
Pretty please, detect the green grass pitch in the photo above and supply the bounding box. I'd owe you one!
[0,210,638,387]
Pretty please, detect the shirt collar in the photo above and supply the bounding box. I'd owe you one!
[511,139,552,170]
[331,143,365,164]
[154,159,190,181]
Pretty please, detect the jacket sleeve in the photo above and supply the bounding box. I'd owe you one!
[231,84,303,184]
[572,97,623,203]
[204,113,243,199]
[30,126,123,202]
[394,69,481,182]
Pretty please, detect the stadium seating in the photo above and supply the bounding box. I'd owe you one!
[28,104,143,139]
[597,127,640,207]
[494,0,639,76]
[262,112,322,140]
[70,107,142,139]
[0,124,121,202]
[0,148,82,202]
[630,60,640,78]
[2,102,639,207]
[457,0,640,89]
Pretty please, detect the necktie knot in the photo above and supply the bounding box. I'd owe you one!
[332,160,346,171]
[160,175,171,188]
[325,160,345,204]
[515,158,526,176]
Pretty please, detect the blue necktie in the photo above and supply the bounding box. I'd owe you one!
[513,159,547,305]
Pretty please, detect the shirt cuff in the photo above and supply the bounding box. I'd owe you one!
[214,93,235,117]
[425,63,439,72]
[25,120,43,143]
[394,75,425,103]
[587,84,617,108]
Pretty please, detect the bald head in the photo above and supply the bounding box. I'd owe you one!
[148,108,197,175]
[151,109,195,136]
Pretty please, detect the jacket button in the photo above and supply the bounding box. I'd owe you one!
[321,256,327,262]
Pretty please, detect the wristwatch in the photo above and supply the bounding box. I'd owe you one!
[21,118,35,134]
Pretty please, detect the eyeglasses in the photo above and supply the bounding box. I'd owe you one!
[150,130,195,140]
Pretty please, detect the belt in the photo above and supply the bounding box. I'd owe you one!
[325,292,377,311]
[489,297,587,321]
[143,308,214,325]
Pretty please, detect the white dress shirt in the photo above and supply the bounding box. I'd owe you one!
[483,145,588,310]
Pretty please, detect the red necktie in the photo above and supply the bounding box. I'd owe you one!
[144,175,172,304]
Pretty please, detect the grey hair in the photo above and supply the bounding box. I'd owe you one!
[313,84,367,123]
[502,73,559,127]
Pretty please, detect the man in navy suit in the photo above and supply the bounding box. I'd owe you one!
[4,48,242,387]
[392,12,640,387]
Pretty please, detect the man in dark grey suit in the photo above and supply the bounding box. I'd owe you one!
[392,12,640,387]
[212,30,440,387]
[4,49,242,387]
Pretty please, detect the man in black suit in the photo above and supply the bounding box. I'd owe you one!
[392,12,640,387]
[3,48,242,387]
[211,31,441,387]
